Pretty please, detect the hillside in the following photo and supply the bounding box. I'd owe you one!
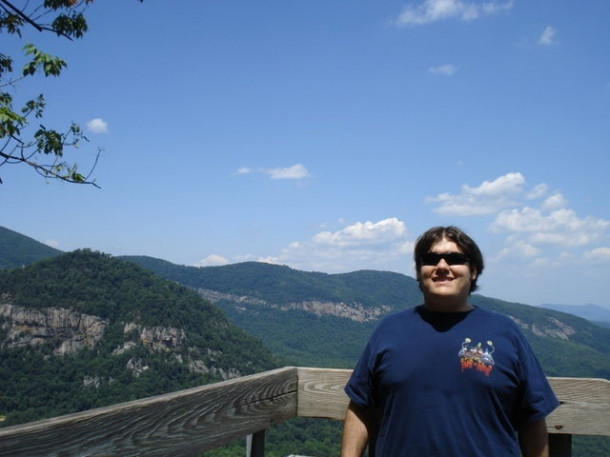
[0,250,278,427]
[0,226,62,269]
[124,256,610,379]
[2,228,609,456]
[122,256,422,309]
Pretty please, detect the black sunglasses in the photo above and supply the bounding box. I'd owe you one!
[421,252,469,266]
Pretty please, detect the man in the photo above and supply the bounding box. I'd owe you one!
[342,226,559,457]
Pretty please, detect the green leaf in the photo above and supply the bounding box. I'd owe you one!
[51,12,88,39]
[0,54,14,77]
[0,105,26,139]
[0,13,24,36]
[34,126,64,156]
[22,44,67,77]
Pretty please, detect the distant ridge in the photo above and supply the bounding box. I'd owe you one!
[541,303,610,328]
[124,256,610,380]
[0,226,62,269]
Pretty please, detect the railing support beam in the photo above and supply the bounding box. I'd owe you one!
[549,434,572,457]
[247,430,265,457]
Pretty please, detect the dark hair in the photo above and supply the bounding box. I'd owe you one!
[413,226,484,293]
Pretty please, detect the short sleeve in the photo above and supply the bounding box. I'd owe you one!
[514,332,560,426]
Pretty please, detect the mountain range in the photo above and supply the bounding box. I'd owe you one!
[1,225,608,456]
[121,255,610,379]
[541,303,610,328]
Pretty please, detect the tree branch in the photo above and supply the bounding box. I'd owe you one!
[0,0,44,32]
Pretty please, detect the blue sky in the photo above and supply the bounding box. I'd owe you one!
[2,1,609,307]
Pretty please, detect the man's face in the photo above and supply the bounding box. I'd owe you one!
[418,238,477,311]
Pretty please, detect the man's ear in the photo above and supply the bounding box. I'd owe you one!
[471,269,478,281]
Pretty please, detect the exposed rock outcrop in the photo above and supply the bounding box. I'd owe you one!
[198,288,389,322]
[0,297,241,380]
[509,315,576,340]
[114,323,186,354]
[0,302,108,355]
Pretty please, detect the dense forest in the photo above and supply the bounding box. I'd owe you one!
[0,226,61,270]
[0,250,278,427]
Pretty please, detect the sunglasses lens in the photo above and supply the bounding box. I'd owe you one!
[421,252,468,266]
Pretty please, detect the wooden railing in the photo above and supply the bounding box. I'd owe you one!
[0,367,608,457]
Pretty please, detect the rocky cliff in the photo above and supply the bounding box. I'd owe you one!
[198,288,391,322]
[0,299,107,356]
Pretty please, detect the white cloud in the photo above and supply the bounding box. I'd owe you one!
[266,163,311,180]
[234,163,311,180]
[269,218,413,273]
[583,247,610,262]
[393,0,513,27]
[540,193,568,211]
[467,172,525,196]
[525,183,549,200]
[538,26,557,46]
[86,118,108,134]
[312,218,407,247]
[498,237,540,259]
[195,254,229,267]
[429,64,457,75]
[492,207,610,247]
[426,172,610,269]
[44,239,59,248]
[427,172,524,215]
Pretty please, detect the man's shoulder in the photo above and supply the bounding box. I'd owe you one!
[472,306,514,322]
[374,307,419,330]
[470,306,523,334]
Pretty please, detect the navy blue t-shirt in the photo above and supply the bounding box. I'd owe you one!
[345,306,559,457]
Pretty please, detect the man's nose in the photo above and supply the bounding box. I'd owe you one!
[436,258,450,268]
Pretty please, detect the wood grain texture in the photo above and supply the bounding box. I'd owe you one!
[0,367,298,457]
[297,367,351,419]
[547,377,610,436]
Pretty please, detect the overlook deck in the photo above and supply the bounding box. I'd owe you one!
[0,367,608,457]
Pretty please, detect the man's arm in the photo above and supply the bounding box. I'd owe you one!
[341,401,377,457]
[519,419,550,457]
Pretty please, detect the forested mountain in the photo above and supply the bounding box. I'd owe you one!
[1,227,608,456]
[124,256,610,378]
[0,250,278,427]
[0,226,61,269]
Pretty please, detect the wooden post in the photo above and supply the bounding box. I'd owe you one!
[548,434,572,457]
[247,430,265,457]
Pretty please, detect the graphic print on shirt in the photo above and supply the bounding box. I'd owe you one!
[458,338,495,376]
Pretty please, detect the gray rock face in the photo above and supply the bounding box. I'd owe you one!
[0,299,108,355]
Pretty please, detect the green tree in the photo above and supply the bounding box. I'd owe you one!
[0,0,142,186]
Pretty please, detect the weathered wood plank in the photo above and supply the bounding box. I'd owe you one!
[546,378,610,436]
[297,368,610,437]
[0,367,298,457]
[548,377,610,403]
[297,367,351,420]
